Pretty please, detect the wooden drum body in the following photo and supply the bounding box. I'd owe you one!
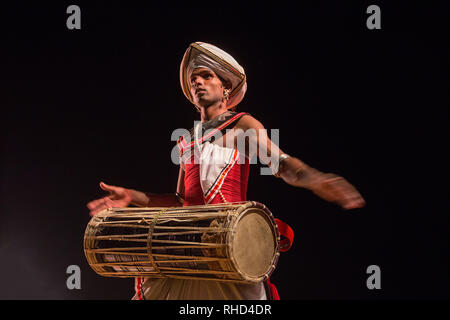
[84,201,280,284]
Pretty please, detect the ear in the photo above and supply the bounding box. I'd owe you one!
[222,79,232,90]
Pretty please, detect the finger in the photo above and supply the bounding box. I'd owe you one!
[355,198,366,208]
[100,182,119,194]
[322,177,344,184]
[89,198,111,215]
[337,191,362,209]
[87,201,95,210]
[342,198,366,210]
[342,194,366,209]
[87,197,107,210]
[339,185,364,204]
[90,198,115,216]
[320,177,366,209]
[323,182,361,208]
[95,198,118,212]
[104,197,116,208]
[90,204,109,216]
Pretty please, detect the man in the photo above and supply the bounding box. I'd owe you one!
[87,42,365,299]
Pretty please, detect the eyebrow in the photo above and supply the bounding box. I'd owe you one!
[190,69,213,79]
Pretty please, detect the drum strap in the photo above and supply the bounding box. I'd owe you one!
[275,218,294,252]
[265,277,280,300]
[264,218,294,300]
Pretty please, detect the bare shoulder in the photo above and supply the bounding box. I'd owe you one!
[235,114,265,131]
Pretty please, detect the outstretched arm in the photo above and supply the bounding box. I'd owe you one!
[87,164,185,216]
[236,115,366,210]
[275,156,365,210]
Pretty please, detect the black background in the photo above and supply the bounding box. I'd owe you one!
[1,1,449,300]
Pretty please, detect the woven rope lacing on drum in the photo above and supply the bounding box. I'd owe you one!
[145,208,168,277]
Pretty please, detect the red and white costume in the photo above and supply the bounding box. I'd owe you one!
[134,112,267,299]
[181,113,250,206]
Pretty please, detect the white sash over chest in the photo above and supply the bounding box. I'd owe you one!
[194,122,240,203]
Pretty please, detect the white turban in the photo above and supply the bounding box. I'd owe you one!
[180,42,247,110]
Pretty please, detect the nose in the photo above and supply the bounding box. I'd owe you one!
[191,76,204,88]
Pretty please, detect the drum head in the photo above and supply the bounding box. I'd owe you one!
[231,208,277,279]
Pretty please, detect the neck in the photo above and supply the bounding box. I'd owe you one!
[199,100,229,122]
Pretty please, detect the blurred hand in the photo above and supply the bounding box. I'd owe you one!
[311,174,366,210]
[87,182,132,216]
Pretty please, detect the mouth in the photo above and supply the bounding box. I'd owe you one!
[195,88,206,95]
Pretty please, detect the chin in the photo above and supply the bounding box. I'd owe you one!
[197,99,213,108]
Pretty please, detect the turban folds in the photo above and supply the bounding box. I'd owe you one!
[180,42,247,110]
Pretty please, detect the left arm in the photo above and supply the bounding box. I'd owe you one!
[236,115,365,210]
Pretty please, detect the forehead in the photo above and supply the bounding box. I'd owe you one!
[190,67,216,78]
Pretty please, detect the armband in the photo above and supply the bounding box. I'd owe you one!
[273,153,291,178]
[175,192,185,205]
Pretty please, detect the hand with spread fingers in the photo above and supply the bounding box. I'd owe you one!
[311,173,366,210]
[87,182,132,216]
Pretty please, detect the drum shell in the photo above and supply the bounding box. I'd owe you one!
[84,201,280,284]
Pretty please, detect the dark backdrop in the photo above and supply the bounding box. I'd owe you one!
[1,1,449,299]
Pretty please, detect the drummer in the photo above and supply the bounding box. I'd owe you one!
[87,42,365,300]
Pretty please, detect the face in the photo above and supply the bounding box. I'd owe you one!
[189,68,227,108]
